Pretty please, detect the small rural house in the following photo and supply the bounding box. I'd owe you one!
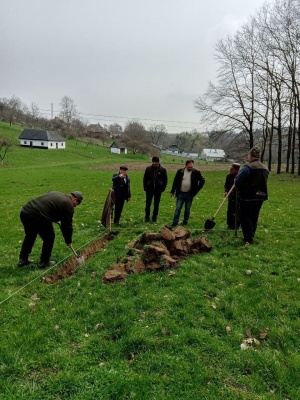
[110,141,127,155]
[87,123,108,135]
[163,144,180,155]
[200,148,225,162]
[19,129,66,149]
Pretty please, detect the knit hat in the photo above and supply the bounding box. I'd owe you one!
[249,146,260,159]
[71,191,83,204]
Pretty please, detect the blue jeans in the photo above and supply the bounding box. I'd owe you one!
[173,191,193,225]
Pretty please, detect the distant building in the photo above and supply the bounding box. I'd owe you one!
[200,148,225,162]
[19,129,66,149]
[110,141,127,155]
[87,123,107,135]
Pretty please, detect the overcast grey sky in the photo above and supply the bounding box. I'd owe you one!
[1,0,268,132]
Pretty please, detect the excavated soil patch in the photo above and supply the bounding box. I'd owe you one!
[103,225,212,283]
[42,232,117,284]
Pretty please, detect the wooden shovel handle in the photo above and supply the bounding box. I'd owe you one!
[213,184,235,219]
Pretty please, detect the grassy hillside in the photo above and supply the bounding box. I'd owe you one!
[0,121,300,399]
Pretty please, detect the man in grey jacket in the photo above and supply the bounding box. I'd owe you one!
[18,191,83,268]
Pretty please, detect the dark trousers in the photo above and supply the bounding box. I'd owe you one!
[227,197,240,229]
[240,200,263,243]
[113,197,125,224]
[19,211,55,262]
[145,190,162,221]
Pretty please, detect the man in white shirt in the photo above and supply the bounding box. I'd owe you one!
[170,159,205,226]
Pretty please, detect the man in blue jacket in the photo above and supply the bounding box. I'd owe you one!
[170,159,205,226]
[235,146,269,244]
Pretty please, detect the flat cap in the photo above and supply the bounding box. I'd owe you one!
[71,191,83,204]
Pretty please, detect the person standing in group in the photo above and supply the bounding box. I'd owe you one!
[18,191,83,268]
[170,159,205,227]
[234,146,269,244]
[143,156,168,222]
[224,162,240,230]
[112,165,131,226]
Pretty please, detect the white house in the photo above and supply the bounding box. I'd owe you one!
[110,141,127,155]
[200,148,225,162]
[19,129,66,149]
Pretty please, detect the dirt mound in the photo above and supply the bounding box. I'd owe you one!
[103,225,212,283]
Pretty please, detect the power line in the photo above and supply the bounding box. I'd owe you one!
[39,109,203,131]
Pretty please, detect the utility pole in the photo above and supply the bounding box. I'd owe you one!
[51,103,53,119]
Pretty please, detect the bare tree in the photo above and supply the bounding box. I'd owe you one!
[195,26,259,149]
[59,96,78,128]
[1,96,23,126]
[0,138,12,165]
[108,123,123,138]
[120,120,151,155]
[148,124,168,146]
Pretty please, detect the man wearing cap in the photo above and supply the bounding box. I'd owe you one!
[235,146,269,244]
[224,163,240,230]
[18,191,83,268]
[112,166,131,226]
[143,156,168,222]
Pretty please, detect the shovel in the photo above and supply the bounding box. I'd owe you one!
[204,184,235,231]
[70,244,85,265]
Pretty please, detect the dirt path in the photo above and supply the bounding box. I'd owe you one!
[90,162,230,172]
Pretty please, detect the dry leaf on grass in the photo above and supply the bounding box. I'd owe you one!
[259,327,270,339]
[240,337,260,350]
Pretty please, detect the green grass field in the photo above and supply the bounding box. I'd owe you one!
[0,122,299,399]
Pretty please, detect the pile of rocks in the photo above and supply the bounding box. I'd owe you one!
[103,225,212,283]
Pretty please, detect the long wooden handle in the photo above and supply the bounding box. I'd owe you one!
[70,245,79,257]
[213,184,235,219]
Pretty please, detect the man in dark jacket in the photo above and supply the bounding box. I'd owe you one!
[235,146,269,244]
[170,159,205,226]
[224,163,240,230]
[143,156,168,222]
[18,191,83,268]
[112,165,131,226]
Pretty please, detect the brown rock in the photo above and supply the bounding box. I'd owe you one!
[160,254,179,269]
[173,226,191,240]
[160,226,176,241]
[128,259,146,274]
[102,269,126,283]
[142,245,169,263]
[146,262,163,271]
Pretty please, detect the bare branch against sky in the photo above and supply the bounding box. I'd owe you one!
[1,0,267,131]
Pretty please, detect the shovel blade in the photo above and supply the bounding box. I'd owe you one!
[204,219,216,231]
[76,255,85,265]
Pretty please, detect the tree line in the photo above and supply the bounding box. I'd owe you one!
[0,95,213,160]
[195,0,300,174]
